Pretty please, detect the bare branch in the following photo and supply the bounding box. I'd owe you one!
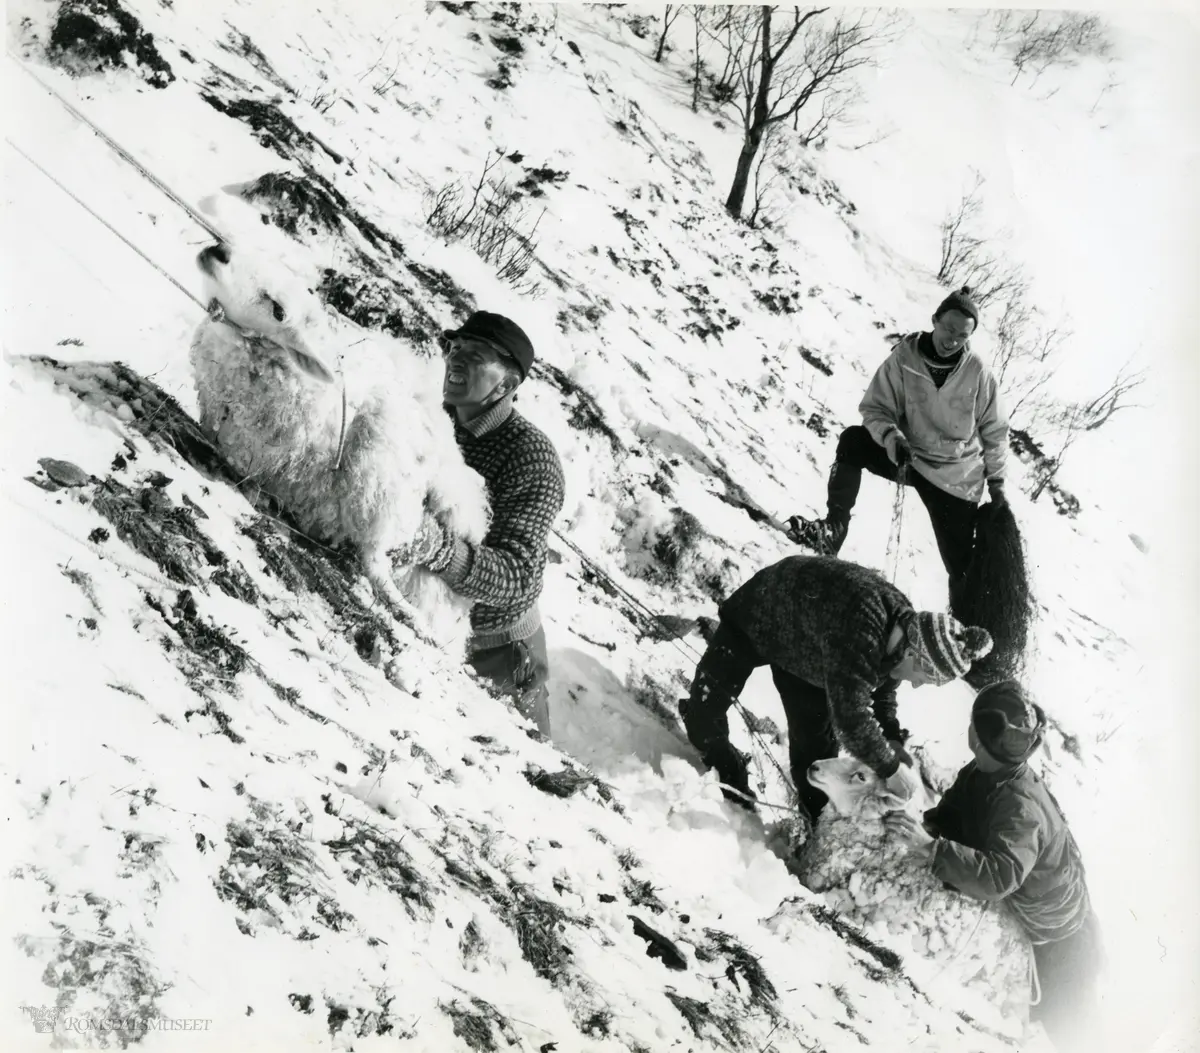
[715,7,886,219]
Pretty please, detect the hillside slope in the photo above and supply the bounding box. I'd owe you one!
[3,2,1197,1051]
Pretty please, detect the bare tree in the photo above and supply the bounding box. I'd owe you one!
[992,11,1113,86]
[934,171,1031,311]
[746,125,787,228]
[954,251,1030,312]
[690,5,710,112]
[937,170,985,282]
[714,6,883,220]
[1027,360,1147,501]
[655,4,683,62]
[793,80,857,145]
[1073,360,1148,432]
[993,302,1071,420]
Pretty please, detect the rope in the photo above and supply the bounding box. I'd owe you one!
[13,47,790,802]
[1028,951,1041,1007]
[8,52,223,240]
[551,525,798,800]
[6,139,208,313]
[885,463,908,584]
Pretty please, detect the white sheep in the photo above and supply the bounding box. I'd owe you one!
[797,756,1035,1035]
[187,196,489,651]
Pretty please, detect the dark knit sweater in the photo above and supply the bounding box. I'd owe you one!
[438,395,565,651]
[719,555,914,778]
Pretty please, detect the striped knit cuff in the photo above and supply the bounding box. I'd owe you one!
[469,607,543,653]
[438,538,473,586]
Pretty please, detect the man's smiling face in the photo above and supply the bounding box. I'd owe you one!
[930,309,976,357]
[442,335,515,407]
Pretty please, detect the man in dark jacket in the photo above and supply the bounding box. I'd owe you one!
[679,555,993,821]
[886,680,1101,1053]
[401,311,565,737]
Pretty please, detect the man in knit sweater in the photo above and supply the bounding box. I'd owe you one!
[680,555,993,821]
[886,681,1101,1053]
[788,287,1009,603]
[402,311,565,736]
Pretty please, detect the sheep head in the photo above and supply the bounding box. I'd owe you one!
[194,192,339,384]
[807,757,931,821]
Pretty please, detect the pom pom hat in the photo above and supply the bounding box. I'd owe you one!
[934,286,981,328]
[910,612,993,682]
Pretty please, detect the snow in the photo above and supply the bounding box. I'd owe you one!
[3,1,1199,1052]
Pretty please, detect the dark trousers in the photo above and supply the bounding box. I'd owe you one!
[1031,911,1105,1053]
[828,425,978,587]
[682,620,838,818]
[469,625,551,737]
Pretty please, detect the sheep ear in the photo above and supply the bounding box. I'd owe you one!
[283,343,337,384]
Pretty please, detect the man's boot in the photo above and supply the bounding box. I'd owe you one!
[785,513,849,556]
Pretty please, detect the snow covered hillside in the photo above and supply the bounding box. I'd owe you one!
[3,2,1197,1052]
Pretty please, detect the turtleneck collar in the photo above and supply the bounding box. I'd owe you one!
[455,393,516,438]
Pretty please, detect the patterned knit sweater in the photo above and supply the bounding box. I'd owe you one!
[437,395,565,652]
[719,555,914,778]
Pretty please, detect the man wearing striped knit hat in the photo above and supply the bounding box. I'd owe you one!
[400,311,565,737]
[679,554,993,824]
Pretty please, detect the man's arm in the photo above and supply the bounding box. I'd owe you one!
[870,678,906,745]
[859,352,906,452]
[976,367,1010,482]
[438,437,565,607]
[930,790,1041,901]
[824,606,901,778]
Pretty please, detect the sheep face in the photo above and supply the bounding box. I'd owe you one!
[196,239,337,385]
[807,757,924,820]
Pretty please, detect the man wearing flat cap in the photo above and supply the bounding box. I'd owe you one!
[403,311,564,736]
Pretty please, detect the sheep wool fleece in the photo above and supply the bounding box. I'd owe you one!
[714,555,915,778]
[437,396,565,651]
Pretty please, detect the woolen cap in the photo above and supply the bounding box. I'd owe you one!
[442,311,535,379]
[972,680,1047,765]
[935,286,981,327]
[911,612,993,681]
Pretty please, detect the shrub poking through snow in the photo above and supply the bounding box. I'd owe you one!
[47,0,175,87]
[627,505,739,603]
[324,815,437,920]
[700,929,780,1020]
[799,346,834,376]
[1009,428,1081,518]
[425,153,545,289]
[535,363,624,454]
[664,991,745,1048]
[440,997,520,1051]
[15,880,169,1046]
[199,94,323,162]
